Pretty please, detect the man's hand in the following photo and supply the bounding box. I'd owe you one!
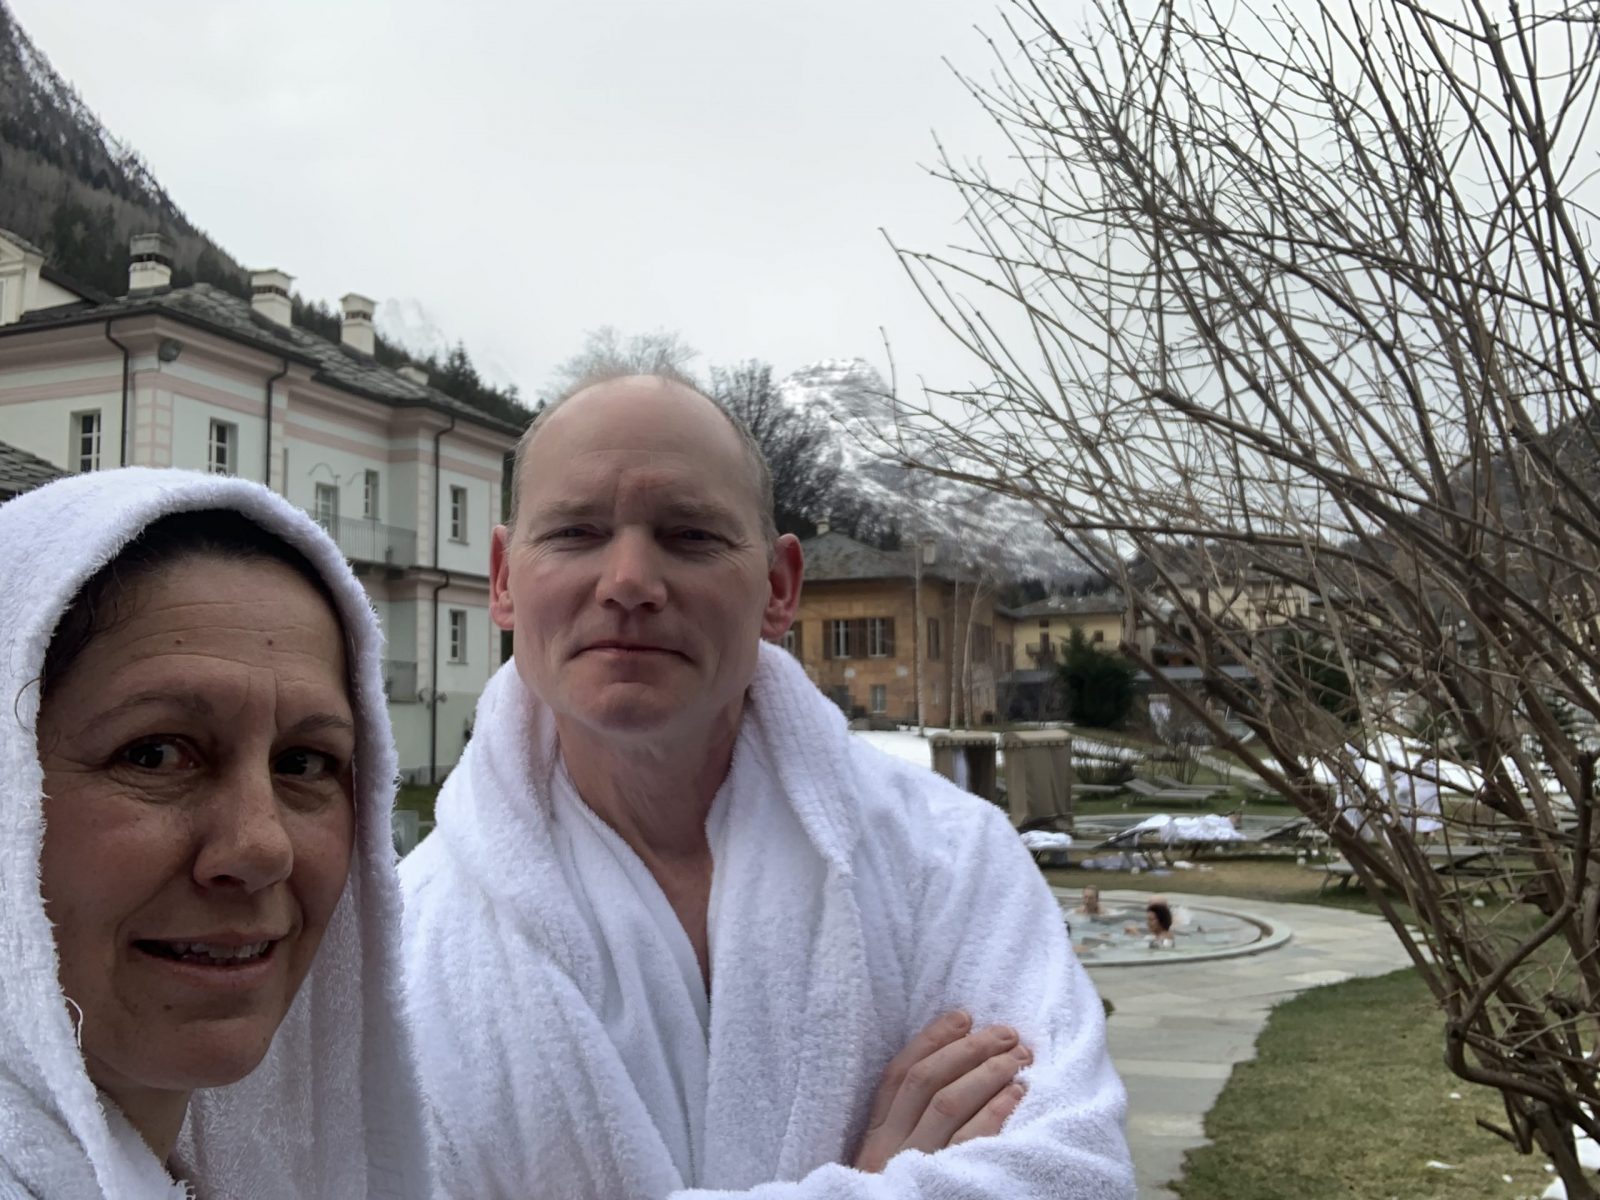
[852,1011,1031,1173]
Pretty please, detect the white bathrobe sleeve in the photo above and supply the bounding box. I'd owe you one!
[675,776,1135,1200]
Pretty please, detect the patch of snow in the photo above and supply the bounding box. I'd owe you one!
[1020,830,1073,850]
[851,729,937,768]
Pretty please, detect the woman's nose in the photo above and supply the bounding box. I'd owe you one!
[192,768,294,893]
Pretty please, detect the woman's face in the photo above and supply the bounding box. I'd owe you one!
[1146,909,1164,936]
[36,555,356,1099]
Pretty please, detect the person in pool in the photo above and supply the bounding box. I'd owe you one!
[1075,885,1104,917]
[0,469,428,1199]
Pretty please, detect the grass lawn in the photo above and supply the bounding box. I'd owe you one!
[1175,968,1551,1199]
[1048,854,1558,1196]
[396,783,442,827]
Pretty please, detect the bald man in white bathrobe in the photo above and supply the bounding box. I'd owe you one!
[400,373,1134,1199]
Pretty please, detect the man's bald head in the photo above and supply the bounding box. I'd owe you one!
[507,373,779,552]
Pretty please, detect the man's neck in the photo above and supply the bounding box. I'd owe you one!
[556,701,743,858]
[555,701,745,985]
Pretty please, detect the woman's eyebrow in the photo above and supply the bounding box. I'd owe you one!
[96,690,215,721]
[283,713,356,738]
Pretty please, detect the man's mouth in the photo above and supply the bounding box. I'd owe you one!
[134,939,278,966]
[584,641,680,656]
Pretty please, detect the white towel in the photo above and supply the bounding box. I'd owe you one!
[402,642,1134,1199]
[0,469,430,1199]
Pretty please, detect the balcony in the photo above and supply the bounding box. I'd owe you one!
[1026,642,1057,666]
[317,515,417,569]
[383,659,419,703]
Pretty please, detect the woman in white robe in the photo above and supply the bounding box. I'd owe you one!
[0,468,429,1199]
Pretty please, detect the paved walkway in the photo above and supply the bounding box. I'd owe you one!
[1077,890,1417,1199]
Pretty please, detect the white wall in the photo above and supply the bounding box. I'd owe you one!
[0,354,126,471]
[167,393,265,479]
[436,466,497,575]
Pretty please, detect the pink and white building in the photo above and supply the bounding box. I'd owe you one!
[0,229,524,782]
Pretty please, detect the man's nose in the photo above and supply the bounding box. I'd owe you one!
[192,766,295,894]
[595,528,668,612]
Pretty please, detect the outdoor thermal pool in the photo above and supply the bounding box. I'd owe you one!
[1050,888,1290,966]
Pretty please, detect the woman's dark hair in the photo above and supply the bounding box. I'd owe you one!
[40,509,342,701]
[1146,901,1173,933]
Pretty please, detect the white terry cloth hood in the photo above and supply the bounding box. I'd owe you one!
[403,641,1134,1199]
[0,469,430,1199]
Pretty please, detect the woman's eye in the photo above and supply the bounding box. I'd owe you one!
[120,739,194,772]
[275,749,341,781]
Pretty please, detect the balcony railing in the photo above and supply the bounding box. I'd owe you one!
[383,659,419,703]
[316,515,417,568]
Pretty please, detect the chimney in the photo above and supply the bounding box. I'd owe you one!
[250,269,294,326]
[340,292,376,355]
[397,365,429,386]
[816,519,830,536]
[921,539,937,565]
[128,233,173,292]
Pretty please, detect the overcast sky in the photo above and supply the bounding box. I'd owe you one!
[12,0,1027,402]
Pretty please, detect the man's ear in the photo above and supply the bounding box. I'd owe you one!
[489,524,516,631]
[761,534,804,640]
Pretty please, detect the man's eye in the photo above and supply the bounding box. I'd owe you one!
[120,739,194,771]
[672,528,717,543]
[275,749,341,781]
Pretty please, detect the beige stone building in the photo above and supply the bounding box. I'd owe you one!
[788,530,1013,727]
[1003,592,1130,669]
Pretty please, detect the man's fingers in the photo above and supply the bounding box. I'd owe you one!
[883,1036,1017,1145]
[903,1044,1030,1151]
[863,1010,970,1132]
[950,1081,1026,1147]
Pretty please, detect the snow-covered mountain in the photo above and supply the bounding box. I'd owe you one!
[778,357,1080,580]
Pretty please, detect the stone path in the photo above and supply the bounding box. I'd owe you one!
[1078,890,1417,1199]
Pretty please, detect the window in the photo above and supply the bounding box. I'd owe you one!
[71,410,101,473]
[825,618,855,660]
[926,617,941,661]
[780,624,803,659]
[866,617,895,658]
[313,482,339,531]
[450,485,467,542]
[208,420,235,475]
[1092,629,1105,643]
[870,684,888,714]
[363,469,380,519]
[448,609,467,663]
[973,623,994,666]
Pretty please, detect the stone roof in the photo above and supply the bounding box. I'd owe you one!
[0,226,45,257]
[1004,592,1126,619]
[0,438,65,500]
[799,529,972,584]
[3,282,526,437]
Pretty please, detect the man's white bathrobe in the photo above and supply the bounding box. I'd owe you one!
[401,644,1134,1198]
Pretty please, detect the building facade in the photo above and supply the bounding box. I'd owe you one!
[789,530,1011,727]
[0,229,524,781]
[1003,592,1130,669]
